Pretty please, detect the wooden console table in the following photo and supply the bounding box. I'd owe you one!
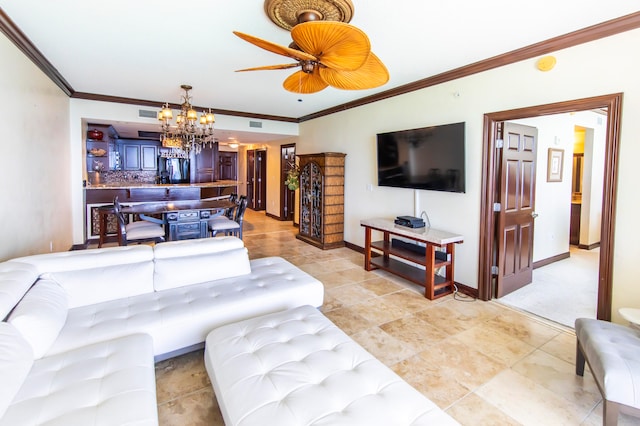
[360,218,463,300]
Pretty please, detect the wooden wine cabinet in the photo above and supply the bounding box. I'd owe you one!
[296,152,346,250]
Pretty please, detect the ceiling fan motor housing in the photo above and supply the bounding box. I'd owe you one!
[264,0,354,30]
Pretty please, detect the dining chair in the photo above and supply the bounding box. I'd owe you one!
[209,196,248,239]
[113,196,165,246]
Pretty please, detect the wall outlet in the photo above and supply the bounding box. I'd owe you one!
[49,241,53,252]
[366,183,373,192]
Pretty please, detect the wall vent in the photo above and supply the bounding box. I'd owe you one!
[139,109,157,118]
[249,120,263,128]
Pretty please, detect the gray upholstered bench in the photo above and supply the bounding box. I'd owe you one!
[575,318,640,425]
[204,305,459,426]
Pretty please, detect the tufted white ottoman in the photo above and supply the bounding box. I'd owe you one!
[204,305,458,426]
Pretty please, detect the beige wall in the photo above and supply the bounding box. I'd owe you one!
[297,29,640,324]
[0,35,71,261]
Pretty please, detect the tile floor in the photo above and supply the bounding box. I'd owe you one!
[154,210,637,425]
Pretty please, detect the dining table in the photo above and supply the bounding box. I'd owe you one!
[98,198,236,246]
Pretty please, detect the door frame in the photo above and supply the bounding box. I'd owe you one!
[478,93,622,321]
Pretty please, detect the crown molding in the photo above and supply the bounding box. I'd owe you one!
[298,11,640,122]
[0,8,74,96]
[71,92,298,123]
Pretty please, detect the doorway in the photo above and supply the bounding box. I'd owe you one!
[280,143,296,221]
[478,93,622,321]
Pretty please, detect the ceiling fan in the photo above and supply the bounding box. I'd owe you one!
[233,0,389,94]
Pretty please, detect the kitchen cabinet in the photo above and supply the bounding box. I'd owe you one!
[122,143,158,171]
[296,152,346,249]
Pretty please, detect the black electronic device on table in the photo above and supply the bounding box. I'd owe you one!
[394,215,425,228]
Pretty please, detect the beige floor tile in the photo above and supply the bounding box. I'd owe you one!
[453,326,536,366]
[351,326,416,366]
[319,291,344,312]
[359,277,404,296]
[326,282,380,306]
[155,350,210,404]
[392,354,471,409]
[417,338,507,391]
[512,349,601,412]
[157,387,224,426]
[446,392,522,426]
[313,270,359,289]
[319,258,360,272]
[323,306,373,334]
[477,369,589,425]
[380,289,435,313]
[380,316,449,352]
[348,297,411,324]
[338,267,378,283]
[414,302,486,335]
[484,309,561,347]
[539,330,577,365]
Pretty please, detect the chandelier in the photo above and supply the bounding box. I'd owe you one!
[158,84,216,156]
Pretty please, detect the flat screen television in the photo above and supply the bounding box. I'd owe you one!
[377,122,465,193]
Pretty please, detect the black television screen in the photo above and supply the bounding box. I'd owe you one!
[377,122,465,193]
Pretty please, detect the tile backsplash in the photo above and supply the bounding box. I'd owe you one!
[97,171,157,184]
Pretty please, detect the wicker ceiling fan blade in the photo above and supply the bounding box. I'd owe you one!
[283,69,329,94]
[233,31,317,62]
[291,21,370,71]
[235,63,300,72]
[319,52,389,90]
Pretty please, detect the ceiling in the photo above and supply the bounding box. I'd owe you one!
[2,1,639,142]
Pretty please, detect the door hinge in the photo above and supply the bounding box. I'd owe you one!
[491,265,499,275]
[496,139,504,149]
[493,202,501,212]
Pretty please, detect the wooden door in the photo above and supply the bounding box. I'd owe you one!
[254,150,267,210]
[246,150,255,209]
[281,144,295,220]
[496,122,538,298]
[218,151,237,180]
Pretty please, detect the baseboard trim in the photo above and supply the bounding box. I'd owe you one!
[455,282,479,298]
[578,242,600,250]
[533,251,570,269]
[344,241,364,254]
[265,212,285,221]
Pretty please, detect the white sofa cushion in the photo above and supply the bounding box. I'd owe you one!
[0,262,39,319]
[153,236,245,259]
[0,333,157,426]
[154,245,251,291]
[47,257,324,357]
[204,305,459,426]
[7,280,68,358]
[13,246,154,308]
[0,323,34,420]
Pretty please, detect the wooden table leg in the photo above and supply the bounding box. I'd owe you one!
[425,243,435,299]
[364,226,373,271]
[446,243,455,292]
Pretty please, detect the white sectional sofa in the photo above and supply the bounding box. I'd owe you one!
[0,237,324,425]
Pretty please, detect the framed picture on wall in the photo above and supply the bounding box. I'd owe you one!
[547,148,564,182]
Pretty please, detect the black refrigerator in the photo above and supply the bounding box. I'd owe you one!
[158,157,190,184]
